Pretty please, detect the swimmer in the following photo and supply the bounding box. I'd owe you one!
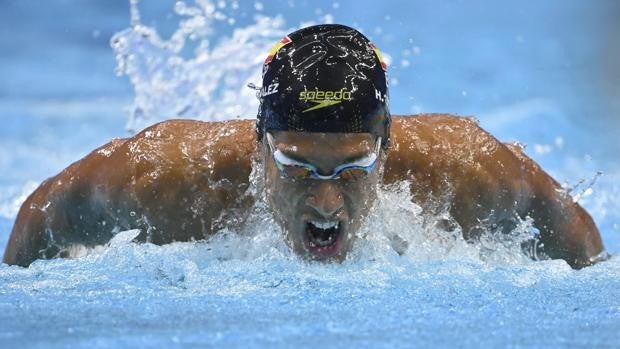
[3,24,608,268]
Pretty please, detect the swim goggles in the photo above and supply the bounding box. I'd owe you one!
[266,133,382,180]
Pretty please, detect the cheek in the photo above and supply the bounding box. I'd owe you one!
[342,177,380,217]
[264,160,302,215]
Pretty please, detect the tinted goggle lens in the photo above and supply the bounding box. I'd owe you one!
[277,163,313,179]
[338,167,369,180]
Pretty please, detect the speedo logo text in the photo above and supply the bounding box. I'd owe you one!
[299,89,353,113]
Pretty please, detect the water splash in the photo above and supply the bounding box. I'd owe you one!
[562,170,604,203]
[52,176,539,275]
[111,0,290,133]
[0,181,40,219]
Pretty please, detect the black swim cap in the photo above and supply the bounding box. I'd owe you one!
[256,24,391,149]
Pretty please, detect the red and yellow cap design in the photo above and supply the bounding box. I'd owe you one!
[264,36,292,65]
[369,43,387,71]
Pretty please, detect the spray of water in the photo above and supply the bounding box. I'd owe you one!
[111,0,290,133]
[59,169,539,276]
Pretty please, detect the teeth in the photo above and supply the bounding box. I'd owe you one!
[310,232,336,247]
[309,220,339,230]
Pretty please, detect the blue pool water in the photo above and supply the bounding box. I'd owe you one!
[1,1,619,347]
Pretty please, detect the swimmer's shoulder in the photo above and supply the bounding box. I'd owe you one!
[392,114,490,146]
[390,114,510,161]
[386,114,522,186]
[124,118,256,156]
[93,119,254,163]
[60,119,257,190]
[111,118,258,181]
[390,114,483,162]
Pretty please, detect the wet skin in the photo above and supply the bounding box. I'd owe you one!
[2,114,607,268]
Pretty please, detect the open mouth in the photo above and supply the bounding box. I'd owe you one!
[303,220,344,257]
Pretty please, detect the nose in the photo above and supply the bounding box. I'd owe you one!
[305,181,344,218]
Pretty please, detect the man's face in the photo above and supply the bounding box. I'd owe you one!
[263,131,383,261]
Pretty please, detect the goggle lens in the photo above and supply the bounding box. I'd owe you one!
[279,164,313,179]
[338,167,369,181]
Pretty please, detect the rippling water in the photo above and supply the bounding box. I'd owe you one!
[1,0,619,347]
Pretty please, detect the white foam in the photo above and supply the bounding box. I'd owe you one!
[112,1,290,133]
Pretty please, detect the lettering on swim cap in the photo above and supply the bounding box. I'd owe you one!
[299,88,353,113]
[259,83,279,97]
[375,88,388,104]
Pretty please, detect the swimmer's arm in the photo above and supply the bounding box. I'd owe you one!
[454,119,606,268]
[519,153,606,268]
[2,178,60,266]
[2,138,128,267]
